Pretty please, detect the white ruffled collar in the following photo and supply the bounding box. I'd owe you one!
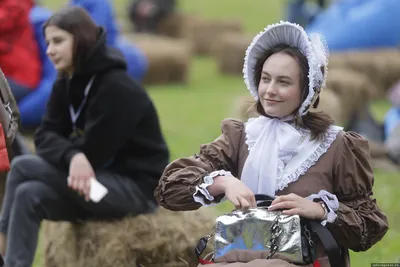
[241,116,342,195]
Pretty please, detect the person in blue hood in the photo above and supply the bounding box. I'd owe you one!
[69,0,119,46]
[70,0,148,82]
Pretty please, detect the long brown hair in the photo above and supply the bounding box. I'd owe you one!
[43,6,99,71]
[252,44,333,140]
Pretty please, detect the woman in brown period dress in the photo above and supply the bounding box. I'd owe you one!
[155,21,389,267]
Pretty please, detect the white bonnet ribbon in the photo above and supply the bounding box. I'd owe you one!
[242,117,302,196]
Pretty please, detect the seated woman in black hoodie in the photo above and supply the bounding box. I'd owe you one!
[0,6,169,267]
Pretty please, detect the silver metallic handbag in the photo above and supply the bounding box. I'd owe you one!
[195,194,343,266]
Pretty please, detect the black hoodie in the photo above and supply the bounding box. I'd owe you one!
[34,29,169,201]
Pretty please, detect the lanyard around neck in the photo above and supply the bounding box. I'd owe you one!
[69,76,96,131]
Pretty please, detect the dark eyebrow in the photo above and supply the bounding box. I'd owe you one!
[261,71,292,81]
[261,71,269,76]
[278,75,292,81]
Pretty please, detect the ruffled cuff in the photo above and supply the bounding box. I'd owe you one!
[193,170,231,206]
[306,190,339,226]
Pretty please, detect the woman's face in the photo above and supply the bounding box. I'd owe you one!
[258,52,303,118]
[45,25,74,74]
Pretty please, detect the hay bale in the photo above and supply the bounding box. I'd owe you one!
[233,94,256,121]
[325,68,377,122]
[123,15,244,56]
[183,17,244,56]
[43,222,79,267]
[121,12,188,38]
[371,157,400,172]
[213,33,254,76]
[368,140,390,159]
[126,34,192,85]
[311,88,344,126]
[156,12,188,38]
[329,49,400,98]
[118,18,134,35]
[43,207,216,267]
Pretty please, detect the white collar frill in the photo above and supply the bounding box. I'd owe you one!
[241,116,342,197]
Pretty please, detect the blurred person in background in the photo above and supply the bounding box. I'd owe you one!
[69,0,149,83]
[286,0,328,27]
[384,84,400,164]
[0,0,41,101]
[128,0,176,33]
[0,6,169,267]
[347,82,400,167]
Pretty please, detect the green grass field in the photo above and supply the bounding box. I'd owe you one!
[35,0,399,266]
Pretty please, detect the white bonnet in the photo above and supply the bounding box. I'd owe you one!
[243,21,329,115]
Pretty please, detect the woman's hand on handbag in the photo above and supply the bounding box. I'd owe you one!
[215,175,257,211]
[268,193,325,220]
[68,152,95,201]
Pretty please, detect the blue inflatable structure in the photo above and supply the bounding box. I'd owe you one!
[306,0,400,51]
[19,1,148,128]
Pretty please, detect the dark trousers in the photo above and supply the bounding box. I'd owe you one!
[0,155,156,267]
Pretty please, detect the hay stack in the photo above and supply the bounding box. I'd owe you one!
[127,34,192,85]
[183,17,244,56]
[371,157,400,172]
[325,68,377,122]
[43,207,216,267]
[232,94,256,121]
[311,88,344,126]
[157,12,188,38]
[119,12,187,38]
[329,49,400,99]
[213,33,254,76]
[118,18,133,34]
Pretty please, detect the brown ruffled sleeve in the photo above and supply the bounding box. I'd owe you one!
[154,119,244,211]
[328,131,389,252]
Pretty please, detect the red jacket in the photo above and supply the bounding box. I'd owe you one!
[0,0,41,89]
[0,123,10,172]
